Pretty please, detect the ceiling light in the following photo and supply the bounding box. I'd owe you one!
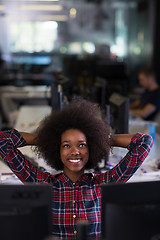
[19,5,63,11]
[5,0,60,2]
[39,15,68,21]
[19,0,59,1]
[70,8,76,18]
[25,0,59,1]
[0,5,5,10]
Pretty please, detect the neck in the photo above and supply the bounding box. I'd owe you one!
[63,168,84,183]
[148,82,159,91]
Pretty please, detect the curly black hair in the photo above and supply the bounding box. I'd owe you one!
[35,99,111,170]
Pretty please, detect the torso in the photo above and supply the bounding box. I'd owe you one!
[51,172,102,240]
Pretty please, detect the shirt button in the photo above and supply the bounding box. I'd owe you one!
[74,230,77,234]
[73,214,76,218]
[73,200,76,203]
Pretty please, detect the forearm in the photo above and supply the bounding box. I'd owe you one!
[130,99,140,110]
[19,132,38,146]
[108,133,153,183]
[111,134,134,148]
[131,104,156,119]
[130,109,144,118]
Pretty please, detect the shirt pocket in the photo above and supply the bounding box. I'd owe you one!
[78,186,101,221]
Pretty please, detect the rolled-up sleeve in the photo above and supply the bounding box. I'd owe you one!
[94,133,153,184]
[0,129,52,183]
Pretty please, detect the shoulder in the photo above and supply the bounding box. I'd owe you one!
[47,172,62,183]
[150,88,160,103]
[152,88,160,94]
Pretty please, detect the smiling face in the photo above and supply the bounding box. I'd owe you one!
[60,129,89,180]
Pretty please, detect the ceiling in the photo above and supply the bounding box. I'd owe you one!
[0,0,139,22]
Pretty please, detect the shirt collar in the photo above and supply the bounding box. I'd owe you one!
[58,172,93,186]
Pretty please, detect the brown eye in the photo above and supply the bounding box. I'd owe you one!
[79,143,87,148]
[63,144,70,148]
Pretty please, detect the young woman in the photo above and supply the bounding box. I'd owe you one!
[0,99,153,240]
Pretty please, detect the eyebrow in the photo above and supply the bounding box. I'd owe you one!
[62,140,86,143]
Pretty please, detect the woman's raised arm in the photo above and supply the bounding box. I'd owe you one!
[111,134,134,148]
[19,132,38,145]
[0,129,51,183]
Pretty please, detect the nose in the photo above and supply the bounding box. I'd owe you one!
[71,146,80,155]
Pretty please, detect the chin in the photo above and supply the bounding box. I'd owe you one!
[68,166,84,172]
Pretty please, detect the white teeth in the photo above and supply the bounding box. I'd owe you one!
[69,159,81,163]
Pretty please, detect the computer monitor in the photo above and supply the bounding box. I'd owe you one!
[95,62,127,80]
[109,92,129,134]
[51,83,68,111]
[101,181,160,240]
[93,77,107,109]
[0,184,52,240]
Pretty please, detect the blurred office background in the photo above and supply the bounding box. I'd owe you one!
[0,0,157,88]
[1,0,160,182]
[0,0,158,109]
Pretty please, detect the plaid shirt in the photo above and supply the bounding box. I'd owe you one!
[0,130,153,240]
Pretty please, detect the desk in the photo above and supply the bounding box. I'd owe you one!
[129,120,160,182]
[0,86,51,128]
[0,85,51,97]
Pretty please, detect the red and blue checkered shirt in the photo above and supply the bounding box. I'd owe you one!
[0,130,153,240]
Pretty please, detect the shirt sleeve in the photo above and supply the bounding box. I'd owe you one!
[94,133,153,184]
[0,129,52,183]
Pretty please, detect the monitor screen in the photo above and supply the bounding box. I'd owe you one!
[51,83,68,111]
[0,184,52,240]
[109,93,129,134]
[101,181,160,240]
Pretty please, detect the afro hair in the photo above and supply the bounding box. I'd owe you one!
[34,99,111,170]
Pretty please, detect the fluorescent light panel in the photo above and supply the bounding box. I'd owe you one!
[7,14,67,22]
[5,0,59,2]
[19,4,63,11]
[39,14,68,21]
[25,0,60,1]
